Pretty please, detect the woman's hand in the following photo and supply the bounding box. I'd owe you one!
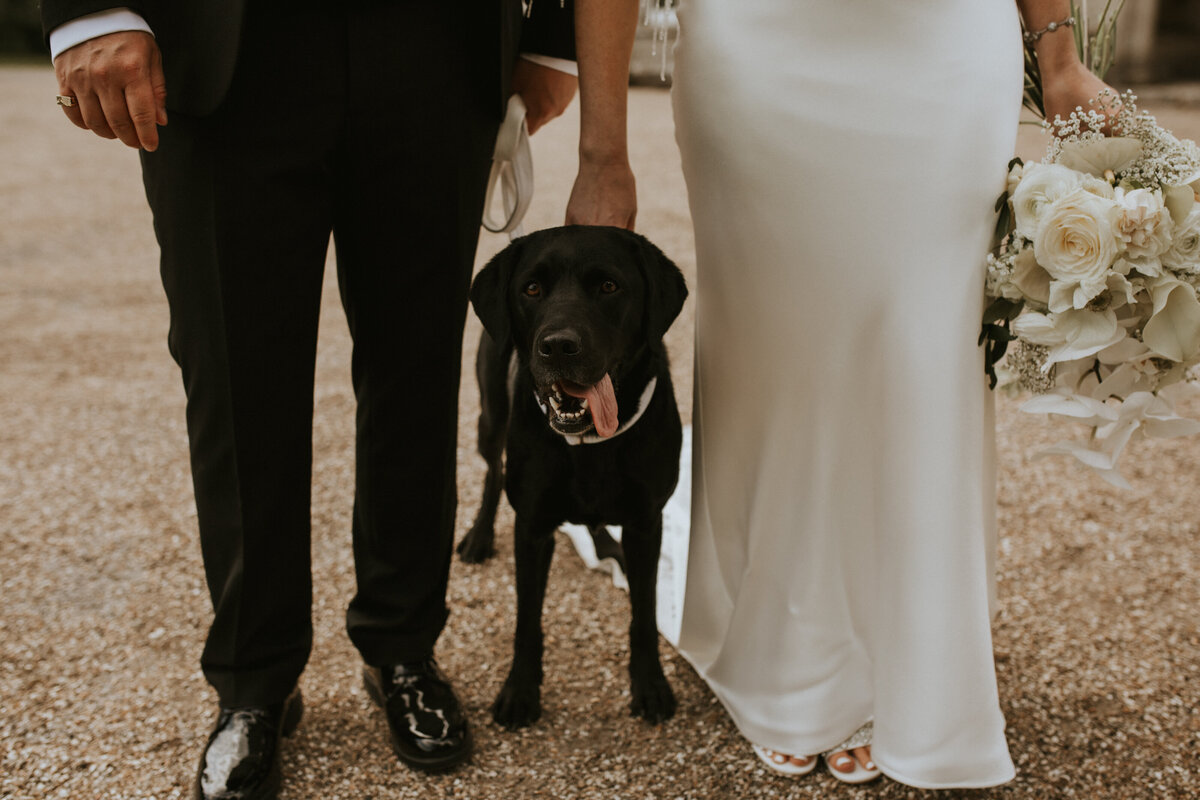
[565,155,637,229]
[1020,2,1120,132]
[1041,58,1120,131]
[569,0,640,229]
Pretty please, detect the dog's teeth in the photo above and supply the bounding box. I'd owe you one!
[548,394,561,411]
[579,398,589,409]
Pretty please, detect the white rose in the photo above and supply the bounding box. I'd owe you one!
[1011,163,1084,240]
[1162,207,1200,271]
[1033,187,1123,306]
[1080,175,1116,200]
[1114,187,1174,275]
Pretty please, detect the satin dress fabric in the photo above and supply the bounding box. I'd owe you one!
[671,0,1023,788]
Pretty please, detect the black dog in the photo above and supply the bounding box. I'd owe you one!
[459,225,687,729]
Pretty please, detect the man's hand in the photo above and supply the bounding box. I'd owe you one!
[511,58,577,135]
[54,31,167,151]
[565,156,637,230]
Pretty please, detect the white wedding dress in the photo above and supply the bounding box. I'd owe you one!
[670,0,1023,788]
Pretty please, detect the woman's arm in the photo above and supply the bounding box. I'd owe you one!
[565,0,640,229]
[1016,0,1116,125]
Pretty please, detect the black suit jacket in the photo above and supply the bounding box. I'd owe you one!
[42,0,576,118]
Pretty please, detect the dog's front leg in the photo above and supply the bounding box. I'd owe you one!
[492,514,557,729]
[621,515,676,724]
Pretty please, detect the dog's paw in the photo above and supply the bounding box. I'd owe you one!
[456,528,496,564]
[492,678,541,730]
[630,673,676,724]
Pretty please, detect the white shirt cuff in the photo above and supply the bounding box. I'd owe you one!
[49,9,154,61]
[520,53,578,77]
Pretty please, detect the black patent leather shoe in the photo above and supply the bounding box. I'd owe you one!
[363,659,472,772]
[193,688,302,800]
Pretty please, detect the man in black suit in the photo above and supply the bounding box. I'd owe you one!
[43,1,638,797]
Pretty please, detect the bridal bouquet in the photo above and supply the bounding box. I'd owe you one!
[983,92,1200,486]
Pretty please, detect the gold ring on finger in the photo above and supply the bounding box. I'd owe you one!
[56,95,77,108]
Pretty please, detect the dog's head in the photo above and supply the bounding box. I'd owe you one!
[471,225,687,438]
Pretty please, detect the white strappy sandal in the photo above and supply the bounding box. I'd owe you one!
[822,721,881,784]
[751,744,817,777]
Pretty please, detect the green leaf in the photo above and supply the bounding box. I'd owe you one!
[983,297,1024,325]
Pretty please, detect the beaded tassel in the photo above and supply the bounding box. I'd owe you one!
[640,0,677,82]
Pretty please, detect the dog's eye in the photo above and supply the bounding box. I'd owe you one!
[601,280,619,294]
[523,282,541,298]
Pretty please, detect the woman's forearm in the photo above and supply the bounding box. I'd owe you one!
[1015,0,1083,76]
[1017,0,1118,126]
[574,0,640,166]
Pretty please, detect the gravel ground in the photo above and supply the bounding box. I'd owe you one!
[2,63,1199,799]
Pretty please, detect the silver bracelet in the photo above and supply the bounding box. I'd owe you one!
[1023,15,1076,45]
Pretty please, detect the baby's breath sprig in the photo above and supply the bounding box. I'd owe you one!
[1044,91,1200,190]
[1120,112,1200,189]
[1044,88,1127,159]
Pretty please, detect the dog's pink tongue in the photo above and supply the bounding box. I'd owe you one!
[562,374,619,438]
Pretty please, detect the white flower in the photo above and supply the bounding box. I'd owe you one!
[1164,183,1196,226]
[1047,271,1136,314]
[1184,168,1200,195]
[1033,188,1123,306]
[1010,307,1126,367]
[1011,163,1083,240]
[1113,187,1174,275]
[1080,174,1117,200]
[1009,245,1051,305]
[1141,275,1200,362]
[1023,390,1200,488]
[1162,207,1200,271]
[1055,137,1143,179]
[1090,338,1178,399]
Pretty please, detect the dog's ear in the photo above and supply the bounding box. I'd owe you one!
[470,237,525,344]
[635,234,688,342]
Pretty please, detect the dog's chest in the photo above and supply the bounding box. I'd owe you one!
[561,451,629,522]
[504,372,681,528]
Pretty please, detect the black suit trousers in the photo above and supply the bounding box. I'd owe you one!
[140,3,500,706]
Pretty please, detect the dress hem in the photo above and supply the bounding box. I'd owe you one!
[875,762,1017,790]
[675,642,1016,790]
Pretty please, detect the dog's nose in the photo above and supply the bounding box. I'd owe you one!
[537,330,582,360]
